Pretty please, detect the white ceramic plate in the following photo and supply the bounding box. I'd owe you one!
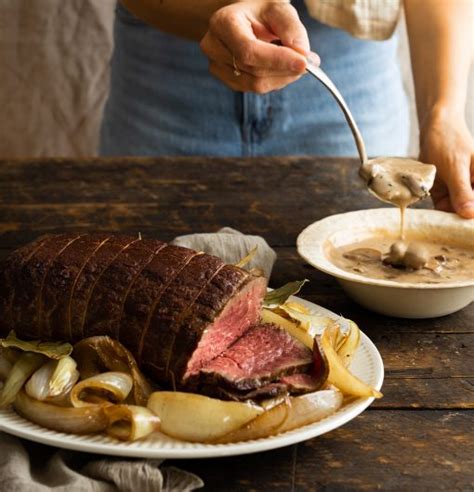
[0,296,384,459]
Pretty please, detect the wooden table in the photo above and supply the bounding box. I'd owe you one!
[1,157,473,491]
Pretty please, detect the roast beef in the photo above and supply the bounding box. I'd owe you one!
[194,323,312,391]
[171,267,265,383]
[42,234,110,340]
[201,372,323,402]
[118,244,199,360]
[11,233,83,339]
[83,238,166,341]
[69,235,138,341]
[279,373,324,394]
[140,251,225,381]
[0,234,268,389]
[0,234,322,400]
[0,234,50,332]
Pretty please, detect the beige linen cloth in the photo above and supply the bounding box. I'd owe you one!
[305,0,401,40]
[0,229,276,492]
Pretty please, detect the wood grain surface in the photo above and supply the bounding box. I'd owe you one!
[0,157,472,491]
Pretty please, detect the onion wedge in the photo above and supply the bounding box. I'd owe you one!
[147,391,264,442]
[73,337,152,405]
[13,390,108,434]
[104,405,160,441]
[321,325,382,398]
[1,347,21,365]
[278,304,334,338]
[214,398,290,443]
[25,357,79,401]
[0,352,46,408]
[70,372,133,407]
[337,321,361,368]
[261,308,314,349]
[0,350,12,381]
[216,389,343,443]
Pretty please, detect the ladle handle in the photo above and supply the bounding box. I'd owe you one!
[306,62,368,165]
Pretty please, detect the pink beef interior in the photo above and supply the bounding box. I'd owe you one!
[184,277,267,378]
[279,373,322,393]
[198,323,312,390]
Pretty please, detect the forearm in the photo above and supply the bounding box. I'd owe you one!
[120,0,238,40]
[404,0,474,124]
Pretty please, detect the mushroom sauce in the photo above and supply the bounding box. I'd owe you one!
[328,236,474,284]
[360,157,437,239]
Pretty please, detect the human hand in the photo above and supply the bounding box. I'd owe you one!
[419,107,474,218]
[200,0,319,93]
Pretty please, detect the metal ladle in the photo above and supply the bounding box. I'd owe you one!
[306,61,368,166]
[305,61,436,204]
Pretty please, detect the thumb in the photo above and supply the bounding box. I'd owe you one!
[446,158,474,218]
[262,2,310,55]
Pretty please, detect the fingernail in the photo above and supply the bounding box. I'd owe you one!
[292,39,310,55]
[458,200,474,218]
[307,52,320,66]
[291,59,306,72]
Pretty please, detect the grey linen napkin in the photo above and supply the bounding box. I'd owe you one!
[172,227,277,279]
[0,229,277,492]
[0,433,202,492]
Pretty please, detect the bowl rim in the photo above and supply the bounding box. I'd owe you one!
[297,208,474,290]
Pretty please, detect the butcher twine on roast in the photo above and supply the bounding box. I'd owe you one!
[0,234,317,400]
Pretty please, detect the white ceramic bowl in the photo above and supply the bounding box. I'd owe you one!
[297,208,474,319]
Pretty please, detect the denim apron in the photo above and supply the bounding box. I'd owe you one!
[100,1,410,157]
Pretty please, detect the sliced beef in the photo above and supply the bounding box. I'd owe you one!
[13,234,82,338]
[198,373,321,401]
[195,323,312,391]
[40,234,110,340]
[0,235,50,334]
[119,245,199,361]
[166,266,266,385]
[278,373,323,394]
[84,239,165,340]
[141,253,225,381]
[69,236,138,342]
[202,382,289,402]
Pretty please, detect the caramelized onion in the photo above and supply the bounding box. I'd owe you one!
[70,372,133,407]
[0,350,12,381]
[321,324,382,398]
[73,337,152,405]
[261,308,314,348]
[25,357,79,401]
[216,389,343,443]
[104,404,160,441]
[13,390,108,434]
[214,398,290,443]
[147,391,264,442]
[0,352,46,407]
[1,347,21,365]
[336,321,361,368]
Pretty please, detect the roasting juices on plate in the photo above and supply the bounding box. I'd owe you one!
[0,235,381,443]
[330,157,474,283]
